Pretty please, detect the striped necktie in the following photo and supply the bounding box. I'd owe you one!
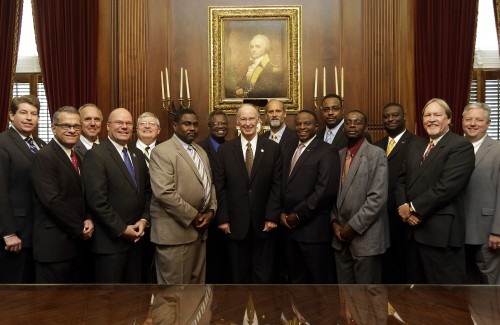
[25,137,38,153]
[420,140,434,165]
[188,145,210,209]
[144,146,150,168]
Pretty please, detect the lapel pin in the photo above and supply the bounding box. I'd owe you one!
[261,149,264,152]
[133,153,136,157]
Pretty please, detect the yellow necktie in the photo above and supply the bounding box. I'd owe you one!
[386,138,396,156]
[271,134,277,142]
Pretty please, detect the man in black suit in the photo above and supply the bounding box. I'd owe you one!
[281,110,340,283]
[31,106,94,283]
[82,108,151,283]
[73,103,102,161]
[0,95,46,283]
[198,110,229,283]
[396,98,475,284]
[375,103,416,284]
[215,103,282,284]
[317,94,371,150]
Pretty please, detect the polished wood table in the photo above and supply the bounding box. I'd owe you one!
[0,285,498,324]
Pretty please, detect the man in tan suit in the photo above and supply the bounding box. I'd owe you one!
[149,109,216,284]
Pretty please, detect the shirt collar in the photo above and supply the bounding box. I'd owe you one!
[325,119,344,138]
[136,139,156,152]
[80,135,99,150]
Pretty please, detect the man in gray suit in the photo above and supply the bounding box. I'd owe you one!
[462,103,500,284]
[74,104,102,160]
[331,110,389,284]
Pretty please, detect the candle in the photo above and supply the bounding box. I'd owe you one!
[314,68,318,98]
[165,67,170,98]
[161,71,165,100]
[180,67,184,98]
[341,66,344,98]
[323,67,326,97]
[185,68,190,99]
[335,66,339,95]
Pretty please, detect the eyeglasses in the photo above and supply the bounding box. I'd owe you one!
[108,121,133,127]
[321,106,342,113]
[54,123,82,131]
[210,122,228,126]
[138,121,158,127]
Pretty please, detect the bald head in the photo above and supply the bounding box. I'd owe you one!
[107,108,134,145]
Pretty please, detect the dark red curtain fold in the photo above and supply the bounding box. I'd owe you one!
[415,0,478,135]
[0,0,23,131]
[32,0,98,116]
[495,0,500,55]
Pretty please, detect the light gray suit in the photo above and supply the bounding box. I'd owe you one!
[331,139,390,283]
[464,135,500,284]
[149,136,216,284]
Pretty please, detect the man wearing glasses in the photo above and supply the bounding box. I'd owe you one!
[82,108,151,283]
[135,112,161,168]
[317,94,371,150]
[31,106,93,283]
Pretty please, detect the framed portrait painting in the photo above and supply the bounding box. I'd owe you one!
[209,6,302,113]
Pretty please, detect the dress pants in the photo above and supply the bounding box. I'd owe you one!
[285,237,331,284]
[334,245,382,284]
[94,243,143,283]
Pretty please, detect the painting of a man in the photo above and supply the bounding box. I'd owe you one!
[233,34,286,99]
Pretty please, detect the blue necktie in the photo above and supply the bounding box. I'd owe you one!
[122,147,137,186]
[25,137,38,153]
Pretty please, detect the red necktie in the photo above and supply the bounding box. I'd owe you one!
[70,149,80,174]
[420,141,434,165]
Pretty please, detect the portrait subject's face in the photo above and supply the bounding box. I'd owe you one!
[344,112,366,141]
[237,105,258,140]
[462,108,490,142]
[174,113,199,144]
[209,114,228,141]
[10,103,39,137]
[52,112,81,149]
[294,112,318,143]
[137,116,161,145]
[422,102,450,139]
[382,105,406,135]
[266,100,286,128]
[80,105,102,142]
[321,97,344,129]
[249,37,267,59]
[107,108,134,146]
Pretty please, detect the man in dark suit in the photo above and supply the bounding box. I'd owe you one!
[198,110,229,283]
[31,106,94,283]
[82,108,151,283]
[462,103,500,284]
[375,102,417,284]
[396,98,475,284]
[215,103,282,284]
[317,94,371,150]
[262,99,298,158]
[0,95,46,283]
[331,110,389,284]
[73,103,102,161]
[281,110,340,283]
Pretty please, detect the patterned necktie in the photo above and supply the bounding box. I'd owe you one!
[271,133,277,142]
[289,143,305,176]
[386,138,396,156]
[245,142,254,177]
[325,130,334,144]
[122,147,137,186]
[70,149,79,174]
[341,150,353,188]
[25,137,38,153]
[420,140,434,165]
[188,145,210,209]
[144,146,150,169]
[190,285,213,325]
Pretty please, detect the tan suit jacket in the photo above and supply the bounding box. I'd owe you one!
[149,136,216,245]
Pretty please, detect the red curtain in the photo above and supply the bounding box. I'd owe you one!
[32,0,98,116]
[414,0,478,135]
[495,0,500,55]
[0,0,23,131]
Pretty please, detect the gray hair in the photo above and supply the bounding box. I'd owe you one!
[137,111,160,127]
[53,106,79,124]
[462,102,491,120]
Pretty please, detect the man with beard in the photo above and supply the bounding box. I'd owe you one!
[150,109,216,284]
[262,99,298,158]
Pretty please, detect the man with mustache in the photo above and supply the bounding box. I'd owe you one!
[396,98,475,284]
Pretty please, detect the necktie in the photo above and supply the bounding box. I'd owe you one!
[144,146,150,169]
[25,137,38,153]
[245,142,254,177]
[271,133,277,142]
[420,140,434,165]
[188,145,211,209]
[341,150,353,187]
[92,142,97,148]
[70,149,79,174]
[386,138,396,156]
[289,143,305,176]
[190,285,213,325]
[122,147,137,186]
[325,130,334,144]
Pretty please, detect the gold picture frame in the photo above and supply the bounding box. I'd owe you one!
[209,6,302,113]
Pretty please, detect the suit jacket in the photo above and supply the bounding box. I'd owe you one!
[31,140,86,263]
[73,140,89,161]
[282,136,340,243]
[464,135,500,245]
[215,136,282,240]
[317,125,372,151]
[0,127,46,247]
[149,137,216,245]
[395,131,475,248]
[262,126,299,160]
[237,54,285,98]
[197,136,221,178]
[331,139,390,256]
[82,138,151,254]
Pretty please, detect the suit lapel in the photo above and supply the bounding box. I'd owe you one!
[232,137,250,182]
[474,135,492,167]
[387,131,410,160]
[8,128,37,160]
[287,137,318,183]
[50,140,81,182]
[250,137,266,182]
[173,138,204,185]
[338,140,367,207]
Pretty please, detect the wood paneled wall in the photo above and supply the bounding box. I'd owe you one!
[97,0,416,142]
